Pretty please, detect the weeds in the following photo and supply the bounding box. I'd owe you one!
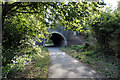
[7,47,50,78]
[60,45,119,78]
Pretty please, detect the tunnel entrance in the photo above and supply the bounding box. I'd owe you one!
[45,32,67,47]
[50,33,64,47]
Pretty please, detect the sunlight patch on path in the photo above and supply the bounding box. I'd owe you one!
[48,47,105,78]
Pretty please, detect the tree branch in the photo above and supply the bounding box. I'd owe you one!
[14,11,42,13]
[2,2,21,17]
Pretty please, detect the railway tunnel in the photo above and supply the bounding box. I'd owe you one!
[35,30,83,47]
[49,32,67,47]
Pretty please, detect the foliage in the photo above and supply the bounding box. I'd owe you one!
[116,1,120,13]
[2,1,120,78]
[2,45,41,78]
[2,12,49,77]
[2,2,51,78]
[71,42,90,51]
[2,1,101,70]
[89,8,120,55]
[7,47,50,78]
[45,39,53,45]
[71,45,85,51]
[56,2,103,31]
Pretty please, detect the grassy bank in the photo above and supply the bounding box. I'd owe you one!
[60,45,119,78]
[9,47,50,78]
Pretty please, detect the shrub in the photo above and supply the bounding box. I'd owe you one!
[85,51,93,56]
[76,55,81,60]
[71,45,86,51]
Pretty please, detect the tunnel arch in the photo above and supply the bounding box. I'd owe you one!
[49,31,67,47]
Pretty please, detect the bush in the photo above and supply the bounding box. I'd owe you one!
[76,55,81,60]
[90,8,120,56]
[2,45,42,78]
[71,45,86,51]
[85,51,94,56]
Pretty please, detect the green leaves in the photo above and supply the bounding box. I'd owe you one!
[3,2,119,78]
[2,3,52,78]
[89,6,120,54]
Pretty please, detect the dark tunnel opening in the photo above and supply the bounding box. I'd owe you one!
[50,33,66,47]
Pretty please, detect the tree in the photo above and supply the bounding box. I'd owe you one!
[2,1,105,77]
[117,1,120,11]
[89,7,120,56]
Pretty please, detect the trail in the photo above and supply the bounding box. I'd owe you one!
[48,47,105,78]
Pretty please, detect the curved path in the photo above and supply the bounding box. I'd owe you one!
[48,47,105,78]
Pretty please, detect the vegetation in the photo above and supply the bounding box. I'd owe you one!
[45,39,54,45]
[60,45,119,78]
[90,9,120,56]
[6,47,50,78]
[1,1,119,78]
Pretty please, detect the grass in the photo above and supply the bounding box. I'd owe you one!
[9,47,50,78]
[60,46,119,78]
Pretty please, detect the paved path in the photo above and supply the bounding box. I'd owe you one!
[48,47,105,78]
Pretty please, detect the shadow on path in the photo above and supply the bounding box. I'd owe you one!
[47,47,106,78]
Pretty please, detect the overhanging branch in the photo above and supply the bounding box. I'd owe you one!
[14,11,42,13]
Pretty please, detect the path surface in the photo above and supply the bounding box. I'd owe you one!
[48,47,105,78]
